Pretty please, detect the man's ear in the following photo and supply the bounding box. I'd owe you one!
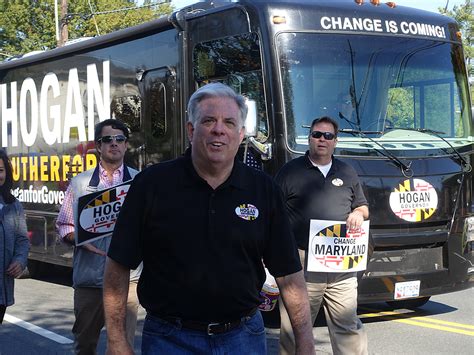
[95,141,102,155]
[186,121,194,143]
[239,126,246,144]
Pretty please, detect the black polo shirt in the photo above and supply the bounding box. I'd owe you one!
[276,152,368,250]
[108,150,301,322]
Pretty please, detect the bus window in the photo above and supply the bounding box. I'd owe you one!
[386,87,414,129]
[111,95,141,134]
[424,83,462,136]
[141,68,176,166]
[111,94,142,169]
[27,215,48,251]
[277,33,472,151]
[193,33,268,142]
[150,82,166,137]
[387,82,463,137]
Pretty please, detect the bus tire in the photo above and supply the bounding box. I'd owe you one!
[386,296,431,310]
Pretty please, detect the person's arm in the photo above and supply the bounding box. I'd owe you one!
[103,257,133,355]
[276,270,315,355]
[82,243,107,256]
[62,232,107,255]
[347,172,369,231]
[57,185,107,255]
[7,202,30,278]
[56,184,76,244]
[346,205,369,231]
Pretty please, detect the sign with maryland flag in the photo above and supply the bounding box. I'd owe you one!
[389,178,438,222]
[306,220,370,273]
[76,181,131,246]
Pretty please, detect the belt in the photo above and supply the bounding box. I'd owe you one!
[151,308,257,336]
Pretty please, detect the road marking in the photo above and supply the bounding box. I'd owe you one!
[4,314,74,344]
[408,316,474,330]
[359,308,474,336]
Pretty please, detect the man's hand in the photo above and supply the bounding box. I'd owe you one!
[346,210,364,231]
[64,232,106,256]
[82,243,107,256]
[6,261,24,278]
[63,232,75,245]
[346,205,369,232]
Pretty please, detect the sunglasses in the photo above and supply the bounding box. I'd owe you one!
[98,134,127,143]
[310,131,336,140]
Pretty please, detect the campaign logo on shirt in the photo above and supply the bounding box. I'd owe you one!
[235,204,259,221]
[332,178,343,186]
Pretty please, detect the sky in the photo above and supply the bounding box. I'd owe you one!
[170,0,467,13]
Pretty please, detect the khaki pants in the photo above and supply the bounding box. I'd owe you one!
[279,250,367,355]
[72,282,139,355]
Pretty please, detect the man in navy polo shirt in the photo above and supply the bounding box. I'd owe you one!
[277,116,369,355]
[103,83,315,354]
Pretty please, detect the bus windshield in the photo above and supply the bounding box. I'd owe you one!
[277,33,472,153]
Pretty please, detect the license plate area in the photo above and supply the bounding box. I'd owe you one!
[394,280,420,300]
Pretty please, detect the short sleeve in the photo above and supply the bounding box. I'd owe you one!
[351,177,368,210]
[108,171,147,269]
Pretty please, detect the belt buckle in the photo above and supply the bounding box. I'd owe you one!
[207,322,221,335]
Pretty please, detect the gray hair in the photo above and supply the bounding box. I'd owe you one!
[187,82,248,127]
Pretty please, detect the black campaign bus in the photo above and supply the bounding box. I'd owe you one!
[0,0,472,308]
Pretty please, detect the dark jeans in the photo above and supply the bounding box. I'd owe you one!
[142,311,267,354]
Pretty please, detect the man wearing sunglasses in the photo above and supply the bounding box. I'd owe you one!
[56,119,141,354]
[277,116,369,355]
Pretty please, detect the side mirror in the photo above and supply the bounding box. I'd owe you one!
[245,99,257,137]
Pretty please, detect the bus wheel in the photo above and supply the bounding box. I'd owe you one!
[386,296,431,310]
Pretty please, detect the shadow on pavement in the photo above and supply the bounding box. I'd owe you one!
[22,262,73,287]
[357,300,458,325]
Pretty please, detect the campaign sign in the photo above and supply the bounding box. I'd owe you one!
[76,181,131,246]
[389,178,438,222]
[306,220,370,273]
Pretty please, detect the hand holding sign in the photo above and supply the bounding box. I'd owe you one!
[346,209,365,232]
[306,220,370,273]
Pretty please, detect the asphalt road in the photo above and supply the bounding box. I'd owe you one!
[0,265,473,354]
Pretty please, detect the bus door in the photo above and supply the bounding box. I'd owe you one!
[139,67,178,167]
[187,7,270,164]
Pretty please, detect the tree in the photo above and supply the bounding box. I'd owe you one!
[0,0,57,57]
[439,0,474,76]
[0,0,173,59]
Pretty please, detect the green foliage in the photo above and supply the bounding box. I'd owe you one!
[439,0,473,76]
[387,87,414,128]
[0,0,56,57]
[0,0,173,59]
[387,81,466,136]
